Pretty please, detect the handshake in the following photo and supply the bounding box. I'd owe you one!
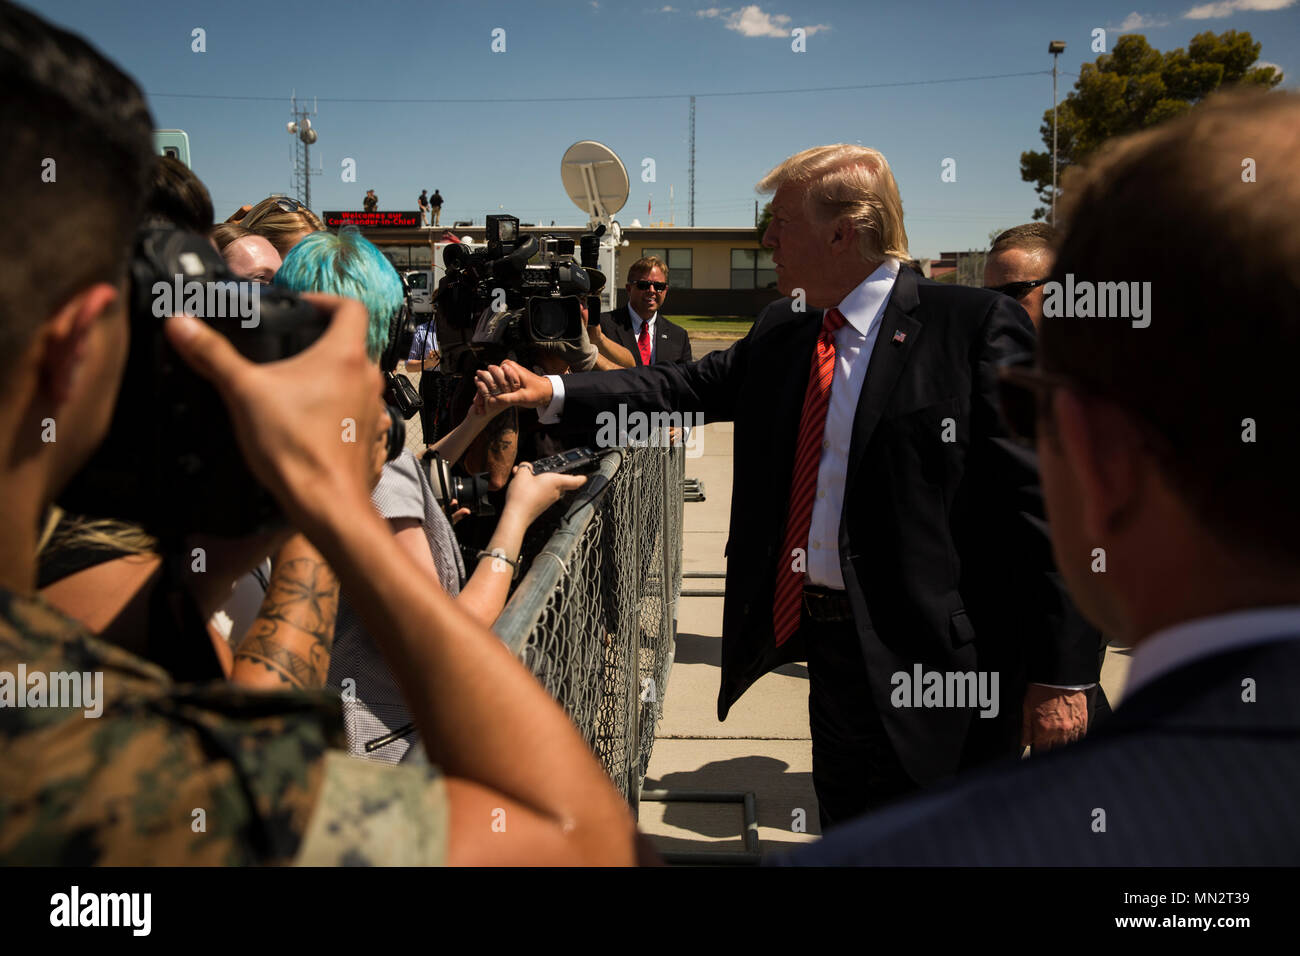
[473,361,558,414]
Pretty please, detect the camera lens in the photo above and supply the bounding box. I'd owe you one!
[530,299,570,340]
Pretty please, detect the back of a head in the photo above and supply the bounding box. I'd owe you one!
[241,197,326,257]
[144,155,213,234]
[990,222,1056,258]
[1044,88,1300,562]
[0,0,154,375]
[274,227,403,361]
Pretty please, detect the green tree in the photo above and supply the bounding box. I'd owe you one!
[1022,30,1282,220]
[756,201,773,243]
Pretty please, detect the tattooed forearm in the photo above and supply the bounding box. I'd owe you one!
[231,550,339,690]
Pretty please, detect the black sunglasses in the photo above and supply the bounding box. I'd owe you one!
[986,277,1049,300]
[271,198,305,213]
[632,279,668,292]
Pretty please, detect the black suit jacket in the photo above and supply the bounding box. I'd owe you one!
[600,308,692,365]
[779,634,1300,865]
[561,268,1098,785]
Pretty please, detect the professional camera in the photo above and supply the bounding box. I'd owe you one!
[419,451,495,519]
[59,227,405,540]
[380,271,424,422]
[435,214,605,376]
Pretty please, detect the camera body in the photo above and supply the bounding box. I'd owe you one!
[59,227,404,540]
[435,214,602,376]
[420,451,495,519]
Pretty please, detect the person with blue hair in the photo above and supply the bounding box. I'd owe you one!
[274,227,586,763]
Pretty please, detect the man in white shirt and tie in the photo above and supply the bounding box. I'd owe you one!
[598,257,693,367]
[473,145,1098,827]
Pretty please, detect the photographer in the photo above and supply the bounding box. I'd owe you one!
[0,2,639,866]
[272,228,589,762]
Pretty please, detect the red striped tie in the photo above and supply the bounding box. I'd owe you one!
[772,307,847,647]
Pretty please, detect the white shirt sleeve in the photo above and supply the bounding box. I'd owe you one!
[538,374,566,424]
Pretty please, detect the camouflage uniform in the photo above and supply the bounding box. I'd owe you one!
[0,590,447,865]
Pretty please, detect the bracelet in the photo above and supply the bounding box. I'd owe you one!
[476,548,520,580]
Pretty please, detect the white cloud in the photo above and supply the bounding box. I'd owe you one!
[727,5,791,36]
[1113,11,1170,30]
[1184,0,1295,19]
[661,4,678,10]
[697,7,729,17]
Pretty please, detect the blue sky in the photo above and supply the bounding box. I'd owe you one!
[29,0,1300,258]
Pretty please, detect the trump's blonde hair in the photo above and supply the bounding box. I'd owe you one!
[758,144,910,264]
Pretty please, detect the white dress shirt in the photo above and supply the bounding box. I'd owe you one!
[1123,605,1300,698]
[805,258,900,587]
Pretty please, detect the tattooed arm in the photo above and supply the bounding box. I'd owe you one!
[230,534,339,690]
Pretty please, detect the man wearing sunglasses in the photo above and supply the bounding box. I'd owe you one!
[598,257,692,367]
[984,223,1054,329]
[782,89,1300,865]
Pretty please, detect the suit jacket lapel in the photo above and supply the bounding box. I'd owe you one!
[846,267,922,483]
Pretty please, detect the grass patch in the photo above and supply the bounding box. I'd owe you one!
[673,315,754,336]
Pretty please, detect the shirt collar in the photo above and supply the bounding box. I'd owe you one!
[832,258,900,336]
[629,305,656,331]
[1124,604,1300,697]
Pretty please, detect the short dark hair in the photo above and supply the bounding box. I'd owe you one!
[1043,89,1300,561]
[990,222,1056,256]
[0,1,154,376]
[145,155,213,233]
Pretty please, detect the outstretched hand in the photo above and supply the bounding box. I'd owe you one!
[473,360,554,414]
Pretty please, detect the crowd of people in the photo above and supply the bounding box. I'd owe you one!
[2,0,1297,867]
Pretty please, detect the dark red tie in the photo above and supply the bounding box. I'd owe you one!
[772,307,847,647]
[637,320,652,365]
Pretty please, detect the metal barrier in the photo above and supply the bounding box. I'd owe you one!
[493,444,685,806]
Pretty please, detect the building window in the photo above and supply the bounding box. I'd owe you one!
[640,247,691,290]
[384,245,411,269]
[731,248,776,290]
[410,244,433,268]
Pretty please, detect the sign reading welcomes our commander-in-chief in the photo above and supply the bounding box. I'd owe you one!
[324,210,421,228]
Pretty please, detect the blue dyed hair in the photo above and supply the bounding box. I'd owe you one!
[274,226,403,361]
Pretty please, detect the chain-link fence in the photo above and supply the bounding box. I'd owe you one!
[493,444,685,806]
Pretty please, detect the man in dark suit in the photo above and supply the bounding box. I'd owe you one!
[599,256,692,366]
[475,144,1098,827]
[781,89,1300,864]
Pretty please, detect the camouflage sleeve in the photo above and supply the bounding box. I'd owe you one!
[293,752,448,866]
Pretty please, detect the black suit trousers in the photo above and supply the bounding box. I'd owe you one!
[804,610,917,830]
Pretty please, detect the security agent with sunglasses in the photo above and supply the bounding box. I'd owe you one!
[476,145,1100,829]
[984,223,1055,328]
[598,256,692,366]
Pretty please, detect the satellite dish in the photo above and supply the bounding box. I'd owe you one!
[561,141,629,225]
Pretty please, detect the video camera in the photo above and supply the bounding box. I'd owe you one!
[59,227,407,541]
[436,214,606,376]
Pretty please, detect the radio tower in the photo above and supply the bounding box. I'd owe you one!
[688,95,696,227]
[286,92,320,211]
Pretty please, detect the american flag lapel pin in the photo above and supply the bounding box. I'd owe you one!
[892,329,907,345]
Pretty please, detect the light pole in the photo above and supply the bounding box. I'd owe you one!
[286,93,318,211]
[1048,41,1066,226]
